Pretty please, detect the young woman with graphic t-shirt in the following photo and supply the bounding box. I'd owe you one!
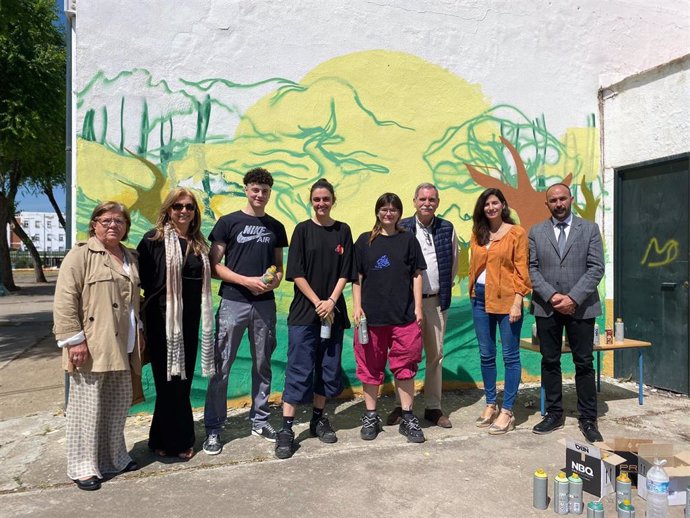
[274,179,357,460]
[352,193,427,443]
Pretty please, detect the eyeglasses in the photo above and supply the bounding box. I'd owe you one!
[378,208,399,214]
[172,203,195,211]
[97,218,126,228]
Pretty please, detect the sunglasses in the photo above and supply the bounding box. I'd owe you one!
[171,203,195,211]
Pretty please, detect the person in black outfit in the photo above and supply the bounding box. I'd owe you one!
[275,178,357,460]
[137,188,213,460]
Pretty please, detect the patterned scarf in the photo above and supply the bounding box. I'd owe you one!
[164,223,215,381]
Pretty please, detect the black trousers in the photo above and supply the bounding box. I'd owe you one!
[536,313,597,420]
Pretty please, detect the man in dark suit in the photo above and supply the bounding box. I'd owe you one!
[528,183,605,442]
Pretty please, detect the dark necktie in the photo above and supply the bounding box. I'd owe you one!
[557,222,567,256]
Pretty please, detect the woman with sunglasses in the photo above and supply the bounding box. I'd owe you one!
[137,188,214,460]
[53,201,144,490]
[352,193,427,443]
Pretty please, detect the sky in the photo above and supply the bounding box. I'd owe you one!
[18,2,68,215]
[16,185,66,213]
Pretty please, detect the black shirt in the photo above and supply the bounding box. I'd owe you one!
[355,230,426,326]
[286,220,357,328]
[136,229,204,304]
[208,210,288,302]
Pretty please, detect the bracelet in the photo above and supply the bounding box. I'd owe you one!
[328,297,336,305]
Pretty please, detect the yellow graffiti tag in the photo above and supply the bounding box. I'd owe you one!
[640,237,680,268]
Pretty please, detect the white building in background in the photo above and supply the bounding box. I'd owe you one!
[14,212,66,252]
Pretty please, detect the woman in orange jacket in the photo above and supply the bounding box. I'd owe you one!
[469,188,531,434]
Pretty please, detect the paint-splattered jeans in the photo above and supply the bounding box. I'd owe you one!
[204,298,277,434]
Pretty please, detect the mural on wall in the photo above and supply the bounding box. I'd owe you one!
[75,50,602,410]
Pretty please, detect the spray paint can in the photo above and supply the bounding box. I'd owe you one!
[261,265,277,284]
[568,472,584,514]
[614,317,625,343]
[593,323,600,346]
[532,468,548,509]
[616,472,632,505]
[532,323,540,346]
[617,499,635,518]
[587,501,605,518]
[554,471,569,515]
[357,317,369,345]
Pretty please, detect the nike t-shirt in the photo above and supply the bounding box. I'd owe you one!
[354,230,426,326]
[209,210,288,302]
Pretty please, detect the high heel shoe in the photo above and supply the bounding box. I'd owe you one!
[488,409,515,435]
[475,404,498,428]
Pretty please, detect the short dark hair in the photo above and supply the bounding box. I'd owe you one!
[243,167,274,187]
[545,183,572,197]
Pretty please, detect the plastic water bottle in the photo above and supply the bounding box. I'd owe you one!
[320,319,331,339]
[615,317,625,343]
[645,458,669,518]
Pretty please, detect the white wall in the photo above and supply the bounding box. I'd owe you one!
[601,55,690,299]
[603,56,690,169]
[75,0,690,145]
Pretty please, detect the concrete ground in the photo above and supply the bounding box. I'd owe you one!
[1,273,688,517]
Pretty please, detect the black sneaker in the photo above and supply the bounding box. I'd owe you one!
[202,433,222,455]
[399,415,425,443]
[360,413,382,441]
[274,428,294,459]
[251,423,277,442]
[310,416,338,444]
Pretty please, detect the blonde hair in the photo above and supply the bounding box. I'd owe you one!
[150,188,208,256]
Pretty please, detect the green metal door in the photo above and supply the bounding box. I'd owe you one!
[615,156,689,395]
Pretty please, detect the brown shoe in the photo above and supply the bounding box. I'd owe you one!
[424,408,452,428]
[386,406,403,426]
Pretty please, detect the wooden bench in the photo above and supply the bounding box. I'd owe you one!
[520,337,652,415]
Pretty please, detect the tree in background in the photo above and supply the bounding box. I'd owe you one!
[0,0,66,289]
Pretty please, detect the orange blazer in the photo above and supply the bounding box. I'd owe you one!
[469,225,532,314]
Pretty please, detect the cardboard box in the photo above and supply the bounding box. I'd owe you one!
[598,437,654,486]
[564,438,625,497]
[637,443,690,506]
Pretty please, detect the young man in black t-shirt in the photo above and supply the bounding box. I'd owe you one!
[202,168,288,455]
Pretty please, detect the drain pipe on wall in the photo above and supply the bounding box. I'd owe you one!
[63,0,77,411]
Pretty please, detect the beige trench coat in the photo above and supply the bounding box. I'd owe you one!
[53,236,143,379]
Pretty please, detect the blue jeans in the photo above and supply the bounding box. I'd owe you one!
[471,283,522,410]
